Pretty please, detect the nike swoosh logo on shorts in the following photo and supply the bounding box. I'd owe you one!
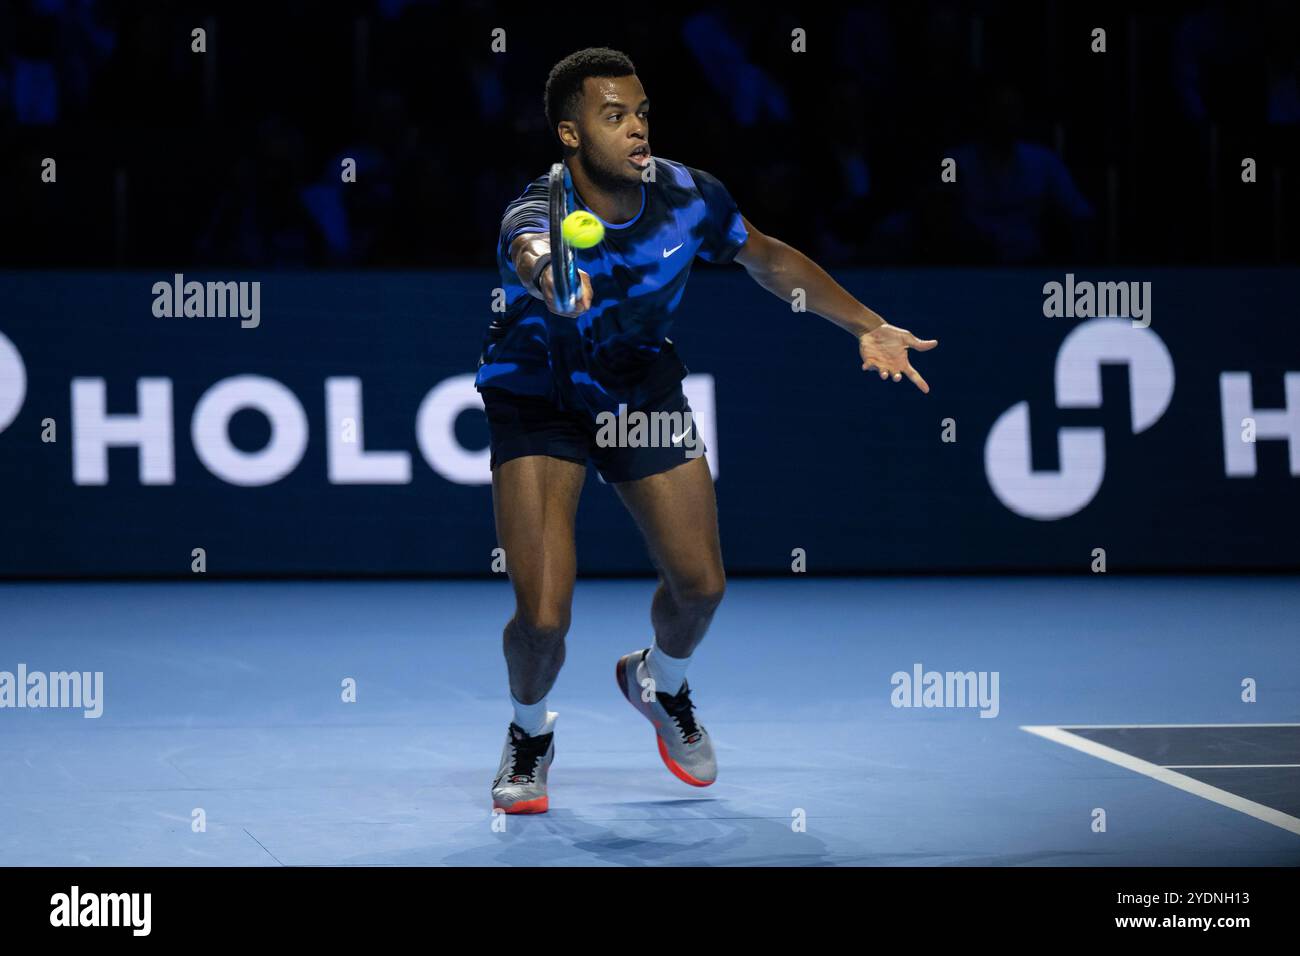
[662,243,684,258]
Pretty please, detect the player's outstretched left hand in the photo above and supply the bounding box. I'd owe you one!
[859,324,937,394]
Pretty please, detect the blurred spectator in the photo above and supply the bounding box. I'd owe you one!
[876,80,1095,264]
[196,116,324,266]
[0,1,1292,267]
[681,7,791,128]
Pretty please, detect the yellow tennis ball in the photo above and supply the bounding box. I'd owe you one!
[561,210,604,249]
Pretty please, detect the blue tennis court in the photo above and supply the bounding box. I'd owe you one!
[2,576,1295,866]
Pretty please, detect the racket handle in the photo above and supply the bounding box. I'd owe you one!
[553,253,579,312]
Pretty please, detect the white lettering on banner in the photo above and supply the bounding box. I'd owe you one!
[1220,373,1300,476]
[191,375,309,486]
[682,375,719,479]
[0,330,25,432]
[20,319,1294,500]
[326,377,412,483]
[985,318,1175,520]
[416,373,493,485]
[72,378,175,485]
[12,360,718,487]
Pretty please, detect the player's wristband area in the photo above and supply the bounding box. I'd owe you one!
[528,252,552,296]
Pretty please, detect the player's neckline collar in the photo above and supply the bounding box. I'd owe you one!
[573,184,645,230]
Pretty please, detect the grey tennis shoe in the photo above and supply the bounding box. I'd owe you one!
[491,712,557,813]
[616,648,716,786]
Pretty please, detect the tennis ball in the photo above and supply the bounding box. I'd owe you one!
[561,210,605,249]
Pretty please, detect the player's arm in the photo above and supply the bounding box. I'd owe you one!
[508,233,593,317]
[732,215,938,393]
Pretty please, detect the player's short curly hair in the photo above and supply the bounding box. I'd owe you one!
[544,48,637,145]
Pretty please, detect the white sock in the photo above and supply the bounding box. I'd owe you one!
[510,692,552,736]
[646,641,691,696]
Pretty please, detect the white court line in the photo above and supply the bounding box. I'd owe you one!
[1052,723,1300,729]
[1165,764,1300,769]
[1021,725,1300,837]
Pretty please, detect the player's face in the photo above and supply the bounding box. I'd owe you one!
[575,75,651,188]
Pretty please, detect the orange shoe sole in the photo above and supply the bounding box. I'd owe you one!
[656,736,714,787]
[494,795,549,814]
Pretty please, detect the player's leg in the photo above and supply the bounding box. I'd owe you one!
[492,453,586,709]
[488,452,585,813]
[613,454,725,661]
[611,453,724,786]
[478,383,590,811]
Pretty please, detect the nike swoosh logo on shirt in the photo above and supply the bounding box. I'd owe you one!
[662,243,684,258]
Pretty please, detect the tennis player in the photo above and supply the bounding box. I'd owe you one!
[478,48,937,812]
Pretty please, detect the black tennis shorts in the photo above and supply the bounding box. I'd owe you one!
[480,382,705,483]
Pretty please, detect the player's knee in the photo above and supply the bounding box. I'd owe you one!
[511,606,571,646]
[671,572,726,616]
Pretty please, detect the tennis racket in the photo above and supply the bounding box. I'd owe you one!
[548,162,579,313]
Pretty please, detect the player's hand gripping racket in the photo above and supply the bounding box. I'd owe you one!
[548,162,580,313]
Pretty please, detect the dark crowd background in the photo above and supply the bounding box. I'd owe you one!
[2,0,1298,269]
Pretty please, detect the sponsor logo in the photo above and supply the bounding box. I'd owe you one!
[985,318,1175,520]
[0,331,720,485]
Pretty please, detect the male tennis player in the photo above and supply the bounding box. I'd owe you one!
[478,48,937,812]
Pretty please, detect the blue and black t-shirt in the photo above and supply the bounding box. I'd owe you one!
[474,158,748,417]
